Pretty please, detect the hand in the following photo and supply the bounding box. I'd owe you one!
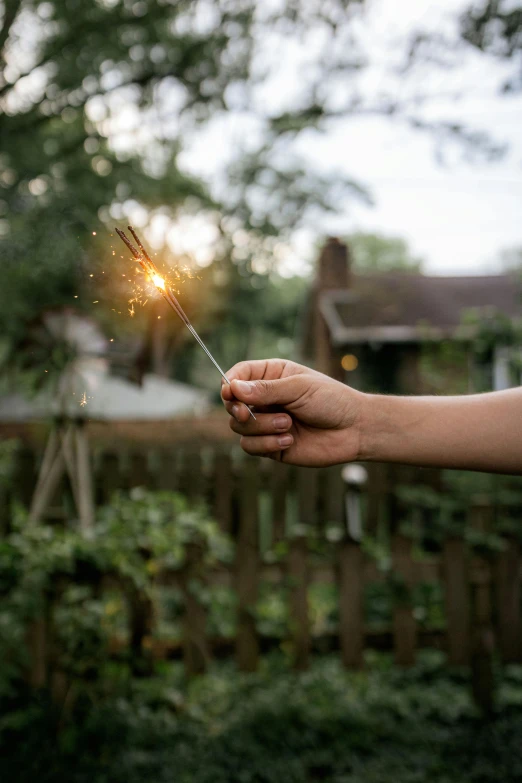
[221,359,366,466]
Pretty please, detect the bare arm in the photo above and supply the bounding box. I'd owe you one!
[221,359,522,474]
[360,387,522,474]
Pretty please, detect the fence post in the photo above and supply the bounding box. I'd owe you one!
[388,483,417,666]
[26,613,48,689]
[287,468,315,670]
[288,533,309,670]
[443,534,471,665]
[97,451,121,504]
[128,451,150,489]
[236,458,259,671]
[182,542,209,675]
[270,462,290,546]
[14,446,38,510]
[213,449,234,534]
[338,537,364,668]
[337,465,365,669]
[180,449,203,502]
[126,581,155,677]
[495,533,522,663]
[469,498,495,713]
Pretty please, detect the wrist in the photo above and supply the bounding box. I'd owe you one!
[355,392,395,463]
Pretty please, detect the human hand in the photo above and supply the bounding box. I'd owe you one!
[221,359,366,466]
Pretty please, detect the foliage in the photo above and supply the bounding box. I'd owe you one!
[0,488,232,691]
[396,470,522,549]
[419,303,522,395]
[419,339,470,395]
[0,0,369,352]
[1,654,522,782]
[0,0,508,387]
[347,231,424,274]
[461,0,522,93]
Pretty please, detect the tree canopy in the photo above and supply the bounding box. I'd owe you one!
[347,231,423,274]
[0,0,518,383]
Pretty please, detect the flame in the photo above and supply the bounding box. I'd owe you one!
[151,273,166,291]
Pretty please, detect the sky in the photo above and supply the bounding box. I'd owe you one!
[179,0,522,276]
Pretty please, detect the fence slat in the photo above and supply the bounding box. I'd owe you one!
[338,538,364,668]
[470,499,495,713]
[443,536,470,665]
[126,583,154,676]
[236,458,259,671]
[179,450,203,501]
[270,462,290,545]
[97,452,121,504]
[495,535,522,662]
[155,447,179,492]
[391,533,417,666]
[325,465,344,527]
[288,535,309,670]
[129,451,149,489]
[213,450,233,534]
[297,467,318,528]
[182,543,209,675]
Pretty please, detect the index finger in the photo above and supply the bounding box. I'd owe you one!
[221,359,289,402]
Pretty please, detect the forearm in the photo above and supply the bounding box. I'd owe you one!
[358,387,522,474]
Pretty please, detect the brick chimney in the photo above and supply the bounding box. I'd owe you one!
[318,237,351,291]
[313,237,351,379]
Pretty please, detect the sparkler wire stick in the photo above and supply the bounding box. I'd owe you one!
[115,227,256,420]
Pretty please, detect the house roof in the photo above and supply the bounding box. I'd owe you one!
[0,371,211,423]
[320,273,522,345]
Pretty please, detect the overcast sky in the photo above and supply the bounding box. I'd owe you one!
[179,0,522,276]
[323,0,522,276]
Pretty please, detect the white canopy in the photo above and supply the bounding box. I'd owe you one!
[0,367,211,422]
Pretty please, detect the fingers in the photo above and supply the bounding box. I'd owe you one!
[229,411,292,436]
[221,359,289,402]
[222,397,256,423]
[226,359,289,383]
[240,433,293,456]
[229,375,309,409]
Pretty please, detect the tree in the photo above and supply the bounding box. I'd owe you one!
[346,231,423,274]
[498,246,522,272]
[0,0,510,382]
[461,1,522,92]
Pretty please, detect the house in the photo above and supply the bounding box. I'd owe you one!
[305,238,522,395]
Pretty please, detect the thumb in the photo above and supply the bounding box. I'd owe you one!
[230,375,308,407]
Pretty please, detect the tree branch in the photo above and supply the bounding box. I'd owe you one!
[0,0,22,65]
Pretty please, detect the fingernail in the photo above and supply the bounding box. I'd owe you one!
[278,434,293,447]
[234,380,253,396]
[231,404,240,419]
[274,416,288,430]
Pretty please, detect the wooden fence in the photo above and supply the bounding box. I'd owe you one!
[8,443,522,711]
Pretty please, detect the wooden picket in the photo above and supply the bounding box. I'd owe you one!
[7,443,522,709]
[236,457,259,671]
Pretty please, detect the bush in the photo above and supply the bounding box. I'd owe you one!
[1,655,522,783]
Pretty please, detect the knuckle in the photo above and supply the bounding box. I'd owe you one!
[255,379,273,397]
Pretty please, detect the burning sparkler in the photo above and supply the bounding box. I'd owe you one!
[115,226,256,420]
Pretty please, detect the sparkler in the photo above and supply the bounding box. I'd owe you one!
[115,226,256,420]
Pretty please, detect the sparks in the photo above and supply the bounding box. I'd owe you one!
[152,273,166,291]
[80,392,87,406]
[115,225,256,421]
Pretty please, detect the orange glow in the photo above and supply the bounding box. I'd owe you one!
[152,273,166,291]
[341,354,358,372]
